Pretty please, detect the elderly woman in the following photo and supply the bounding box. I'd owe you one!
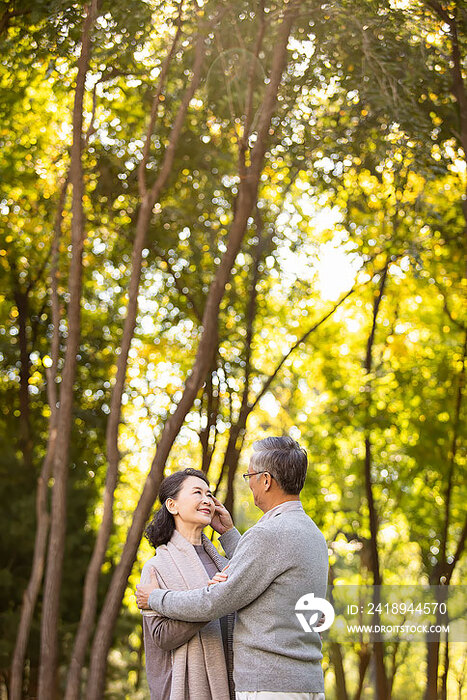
[140,467,234,700]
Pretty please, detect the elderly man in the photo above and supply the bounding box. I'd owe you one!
[137,436,329,700]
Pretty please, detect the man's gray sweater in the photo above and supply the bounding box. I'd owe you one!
[148,502,329,693]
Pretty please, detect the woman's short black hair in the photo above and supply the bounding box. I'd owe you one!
[145,468,210,549]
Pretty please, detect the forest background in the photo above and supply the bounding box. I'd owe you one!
[0,0,466,698]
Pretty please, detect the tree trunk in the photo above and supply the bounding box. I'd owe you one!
[354,645,371,700]
[14,288,33,469]
[329,642,349,700]
[9,173,67,700]
[199,362,220,476]
[37,2,98,697]
[328,565,350,700]
[85,6,299,697]
[223,423,247,514]
[425,642,440,700]
[425,330,466,700]
[424,597,445,700]
[440,633,449,700]
[10,430,57,700]
[134,621,144,691]
[363,262,390,699]
[223,216,265,513]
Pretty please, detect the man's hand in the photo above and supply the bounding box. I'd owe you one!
[136,567,159,610]
[210,496,234,535]
[208,564,229,586]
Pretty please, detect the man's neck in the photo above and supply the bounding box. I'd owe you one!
[262,494,300,514]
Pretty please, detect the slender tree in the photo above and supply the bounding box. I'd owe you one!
[9,175,67,700]
[363,259,390,699]
[38,2,99,696]
[424,328,467,700]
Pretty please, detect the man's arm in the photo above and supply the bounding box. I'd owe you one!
[219,526,242,559]
[146,525,285,621]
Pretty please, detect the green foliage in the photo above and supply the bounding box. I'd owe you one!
[0,0,466,697]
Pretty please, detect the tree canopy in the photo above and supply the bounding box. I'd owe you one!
[1,1,466,698]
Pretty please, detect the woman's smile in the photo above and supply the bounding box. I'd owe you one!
[168,476,215,528]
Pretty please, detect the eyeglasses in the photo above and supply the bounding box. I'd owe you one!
[242,470,270,482]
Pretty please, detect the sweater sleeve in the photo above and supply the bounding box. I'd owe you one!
[148,525,285,621]
[143,614,207,651]
[219,527,242,559]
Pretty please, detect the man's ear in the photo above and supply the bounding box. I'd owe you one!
[263,474,272,491]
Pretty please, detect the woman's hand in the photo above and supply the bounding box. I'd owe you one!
[208,564,230,586]
[210,496,234,534]
[136,567,159,609]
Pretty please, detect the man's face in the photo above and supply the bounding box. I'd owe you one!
[246,461,264,508]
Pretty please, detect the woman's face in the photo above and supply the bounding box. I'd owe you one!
[168,476,214,527]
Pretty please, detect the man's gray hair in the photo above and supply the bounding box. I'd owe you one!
[250,436,308,495]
